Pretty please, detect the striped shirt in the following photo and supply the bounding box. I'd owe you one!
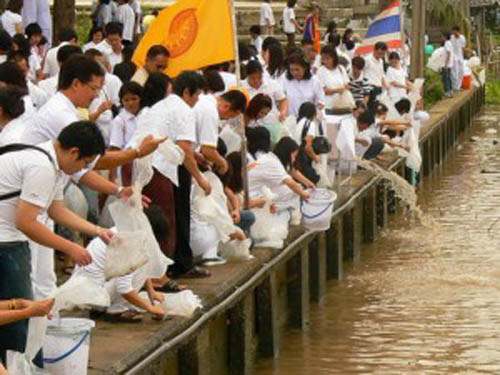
[349,77,372,104]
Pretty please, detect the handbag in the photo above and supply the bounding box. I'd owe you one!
[311,121,331,155]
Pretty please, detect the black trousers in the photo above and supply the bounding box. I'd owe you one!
[0,241,43,368]
[170,165,195,276]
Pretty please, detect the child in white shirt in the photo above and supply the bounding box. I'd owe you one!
[249,25,264,54]
[386,51,412,104]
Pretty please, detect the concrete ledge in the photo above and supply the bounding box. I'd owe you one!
[88,86,484,375]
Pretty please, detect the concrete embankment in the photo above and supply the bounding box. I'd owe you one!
[88,86,485,375]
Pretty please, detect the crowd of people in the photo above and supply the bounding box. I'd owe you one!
[0,0,469,373]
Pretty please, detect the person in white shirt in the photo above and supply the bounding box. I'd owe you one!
[280,53,325,117]
[441,31,454,97]
[83,26,105,53]
[73,206,168,322]
[0,121,114,366]
[261,39,286,80]
[386,51,412,104]
[450,25,466,92]
[1,0,23,37]
[282,0,302,48]
[249,25,264,55]
[43,28,78,78]
[364,41,388,90]
[130,0,142,36]
[39,44,83,99]
[140,71,212,279]
[117,0,135,43]
[21,0,52,44]
[243,60,288,123]
[25,23,44,82]
[260,0,275,35]
[131,44,169,86]
[316,45,350,109]
[96,22,124,71]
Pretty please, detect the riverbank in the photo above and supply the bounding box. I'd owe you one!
[88,86,485,375]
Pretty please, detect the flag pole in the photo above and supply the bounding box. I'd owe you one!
[228,0,250,209]
[400,1,407,72]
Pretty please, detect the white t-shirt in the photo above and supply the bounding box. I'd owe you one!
[43,42,69,78]
[294,117,317,145]
[243,77,285,111]
[83,41,100,53]
[27,53,41,83]
[248,151,289,199]
[117,4,135,42]
[282,7,296,34]
[260,2,275,26]
[444,40,454,68]
[316,65,350,109]
[386,66,407,103]
[96,40,123,70]
[280,75,325,117]
[1,10,22,36]
[219,71,237,91]
[194,94,219,149]
[109,109,137,149]
[364,54,385,87]
[148,94,197,186]
[250,36,263,54]
[38,75,58,98]
[0,117,29,146]
[0,141,64,241]
[27,80,49,109]
[451,34,466,61]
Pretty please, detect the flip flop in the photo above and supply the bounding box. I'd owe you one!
[181,266,211,279]
[158,280,188,293]
[103,310,144,323]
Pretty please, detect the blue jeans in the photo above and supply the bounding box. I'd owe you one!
[441,67,452,93]
[237,210,256,233]
[0,242,43,367]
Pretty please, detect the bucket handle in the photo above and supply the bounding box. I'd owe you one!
[300,201,333,219]
[43,330,90,364]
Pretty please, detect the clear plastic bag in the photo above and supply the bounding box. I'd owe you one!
[313,159,334,188]
[105,231,149,280]
[52,274,110,313]
[398,127,422,171]
[156,138,185,165]
[6,351,49,375]
[162,290,203,318]
[219,238,253,262]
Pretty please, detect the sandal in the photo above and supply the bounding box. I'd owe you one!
[103,310,144,323]
[181,266,211,279]
[158,280,188,293]
[62,266,74,276]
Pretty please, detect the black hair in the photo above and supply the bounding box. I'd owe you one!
[202,70,225,93]
[262,36,281,52]
[58,28,78,43]
[121,44,135,62]
[0,61,27,89]
[246,59,263,76]
[273,136,299,171]
[221,90,247,113]
[87,25,104,43]
[57,121,106,158]
[105,22,123,37]
[326,21,337,35]
[298,102,316,122]
[374,41,388,51]
[113,61,137,83]
[351,55,365,70]
[84,48,103,59]
[225,152,243,193]
[452,25,460,32]
[286,53,312,80]
[287,0,297,8]
[375,102,388,115]
[7,49,28,65]
[388,51,400,60]
[58,54,105,90]
[119,81,143,103]
[239,41,251,62]
[250,25,261,35]
[57,44,83,64]
[266,43,285,78]
[358,111,375,126]
[172,70,204,97]
[342,28,353,43]
[345,39,355,51]
[6,0,22,13]
[144,205,168,243]
[0,31,12,53]
[146,44,170,60]
[0,84,26,120]
[245,93,272,121]
[328,33,341,48]
[12,34,30,58]
[142,72,171,107]
[246,126,271,157]
[25,23,43,39]
[395,98,411,114]
[442,30,451,40]
[320,44,339,68]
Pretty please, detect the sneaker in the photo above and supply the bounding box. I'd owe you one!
[201,257,227,266]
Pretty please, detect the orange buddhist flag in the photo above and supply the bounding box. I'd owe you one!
[133,0,235,77]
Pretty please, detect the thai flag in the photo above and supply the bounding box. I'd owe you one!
[355,0,402,55]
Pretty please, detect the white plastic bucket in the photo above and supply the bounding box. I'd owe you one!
[301,189,337,232]
[43,318,95,375]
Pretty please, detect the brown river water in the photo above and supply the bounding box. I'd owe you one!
[254,108,500,375]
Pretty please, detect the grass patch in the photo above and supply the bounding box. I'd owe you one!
[423,68,444,109]
[486,79,500,105]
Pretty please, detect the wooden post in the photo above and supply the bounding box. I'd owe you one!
[53,0,76,44]
[410,0,425,80]
[461,0,470,19]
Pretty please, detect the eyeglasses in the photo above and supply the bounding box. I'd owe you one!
[86,83,103,93]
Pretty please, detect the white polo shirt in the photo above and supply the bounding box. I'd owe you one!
[364,54,385,87]
[194,94,219,149]
[96,40,123,70]
[117,4,135,42]
[260,2,275,26]
[0,117,30,146]
[280,75,325,117]
[0,141,64,241]
[109,109,137,150]
[43,41,69,78]
[38,75,59,98]
[27,81,49,109]
[148,94,197,186]
[316,65,350,109]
